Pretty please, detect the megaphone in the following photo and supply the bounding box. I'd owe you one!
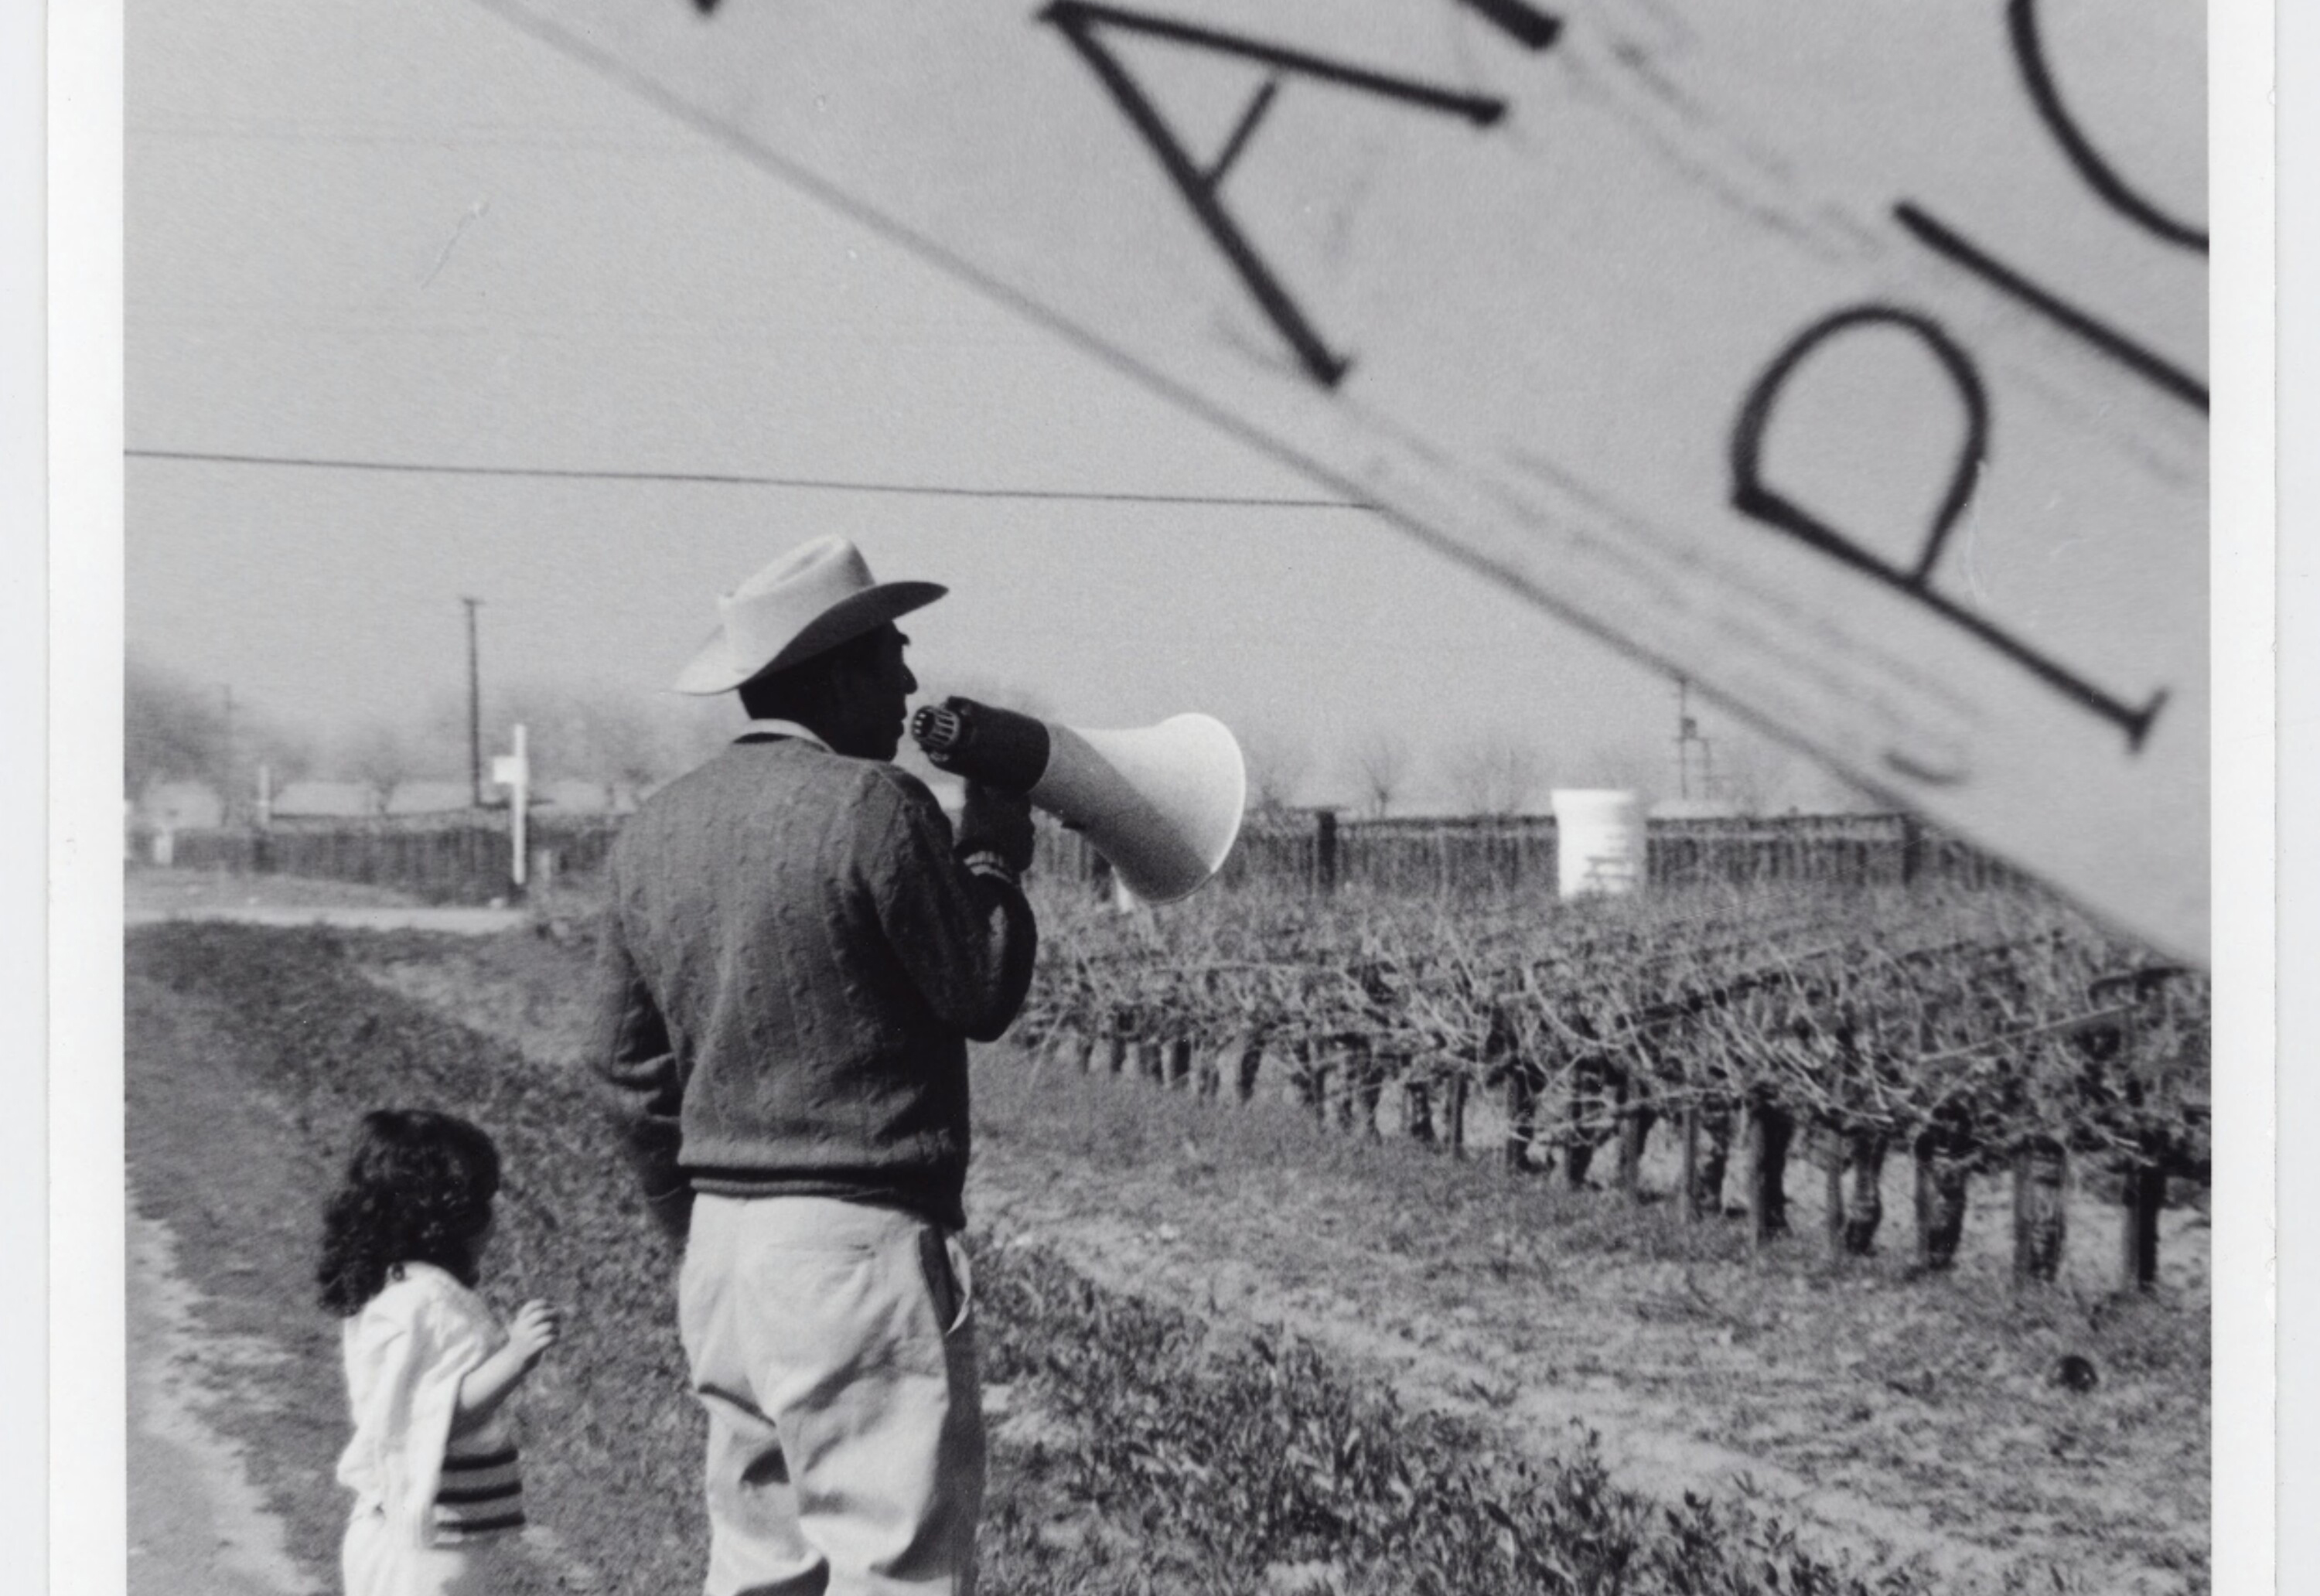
[910,697,1246,903]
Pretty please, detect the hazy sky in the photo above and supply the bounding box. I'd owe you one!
[122,0,1833,810]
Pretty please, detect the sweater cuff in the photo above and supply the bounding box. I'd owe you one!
[959,848,1023,887]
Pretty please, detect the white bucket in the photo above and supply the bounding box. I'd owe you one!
[1551,789,1644,899]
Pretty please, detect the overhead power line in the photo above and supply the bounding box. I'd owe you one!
[125,446,1371,510]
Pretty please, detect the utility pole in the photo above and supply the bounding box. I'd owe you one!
[220,683,236,824]
[1673,677,1693,800]
[462,597,484,808]
[1673,676,1714,805]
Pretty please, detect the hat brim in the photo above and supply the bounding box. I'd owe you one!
[671,580,947,695]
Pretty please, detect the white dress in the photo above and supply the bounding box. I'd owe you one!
[336,1263,527,1596]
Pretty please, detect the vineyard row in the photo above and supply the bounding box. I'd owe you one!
[1018,882,2209,1294]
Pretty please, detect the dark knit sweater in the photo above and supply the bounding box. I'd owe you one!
[591,737,1037,1233]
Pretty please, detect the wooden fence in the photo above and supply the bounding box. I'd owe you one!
[162,813,625,905]
[1057,810,2028,898]
[155,807,2025,905]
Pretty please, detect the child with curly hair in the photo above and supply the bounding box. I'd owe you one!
[319,1109,562,1596]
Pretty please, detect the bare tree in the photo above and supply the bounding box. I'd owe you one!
[1710,726,1884,815]
[421,684,494,801]
[1578,738,1669,807]
[663,694,744,779]
[567,689,666,810]
[125,655,227,801]
[340,721,417,816]
[607,713,670,810]
[1344,729,1412,818]
[1710,733,1776,816]
[1240,727,1314,817]
[423,677,619,803]
[1439,735,1547,817]
[244,718,319,790]
[554,687,737,803]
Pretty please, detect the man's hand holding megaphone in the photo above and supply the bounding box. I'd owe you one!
[954,779,1035,878]
[912,696,1247,903]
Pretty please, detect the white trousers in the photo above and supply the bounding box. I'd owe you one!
[342,1506,508,1596]
[679,1195,985,1596]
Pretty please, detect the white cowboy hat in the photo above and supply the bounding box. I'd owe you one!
[672,536,946,695]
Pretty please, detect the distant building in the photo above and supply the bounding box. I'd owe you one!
[135,781,224,830]
[267,776,636,819]
[271,778,474,818]
[532,778,632,814]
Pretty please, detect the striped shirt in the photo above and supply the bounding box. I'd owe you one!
[336,1263,530,1549]
[434,1437,525,1542]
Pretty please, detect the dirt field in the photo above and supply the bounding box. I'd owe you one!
[124,905,2209,1594]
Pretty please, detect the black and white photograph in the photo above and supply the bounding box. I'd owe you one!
[35,1,2283,1593]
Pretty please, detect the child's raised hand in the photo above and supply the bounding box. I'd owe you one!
[508,1299,562,1365]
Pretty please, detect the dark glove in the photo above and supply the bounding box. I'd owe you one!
[956,780,1035,875]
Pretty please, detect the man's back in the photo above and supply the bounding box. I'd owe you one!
[596,736,1035,1232]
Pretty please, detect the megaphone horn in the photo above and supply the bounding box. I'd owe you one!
[910,697,1247,903]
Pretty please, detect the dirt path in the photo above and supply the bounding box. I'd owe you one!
[126,905,533,934]
[125,868,531,934]
[127,1197,319,1596]
[125,956,612,1596]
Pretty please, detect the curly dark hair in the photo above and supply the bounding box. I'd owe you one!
[316,1109,502,1316]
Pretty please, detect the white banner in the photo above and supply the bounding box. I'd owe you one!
[482,0,2208,957]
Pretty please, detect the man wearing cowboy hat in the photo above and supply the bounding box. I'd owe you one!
[592,535,1036,1595]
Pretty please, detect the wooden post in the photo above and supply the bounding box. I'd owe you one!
[1293,1038,1329,1124]
[2035,1141,2069,1283]
[1745,1101,1772,1254]
[1107,1012,1131,1076]
[1613,1073,1643,1202]
[1824,1126,1847,1262]
[1564,1060,1594,1191]
[1314,809,1339,895]
[1233,1030,1266,1103]
[1912,1129,1969,1272]
[1444,1074,1468,1158]
[1346,1042,1384,1137]
[2119,1063,2164,1290]
[2121,1149,2165,1291]
[1166,1038,1194,1090]
[1912,1142,1936,1270]
[1679,1107,1701,1222]
[1403,1076,1435,1144]
[1194,1045,1221,1100]
[1750,1097,1793,1243]
[1502,1072,1534,1175]
[2004,1146,2023,1281]
[1842,1130,1888,1256]
[2010,1144,2031,1288]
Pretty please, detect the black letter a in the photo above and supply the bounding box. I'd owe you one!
[1042,2,1517,389]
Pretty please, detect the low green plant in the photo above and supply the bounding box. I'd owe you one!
[974,1239,1940,1595]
